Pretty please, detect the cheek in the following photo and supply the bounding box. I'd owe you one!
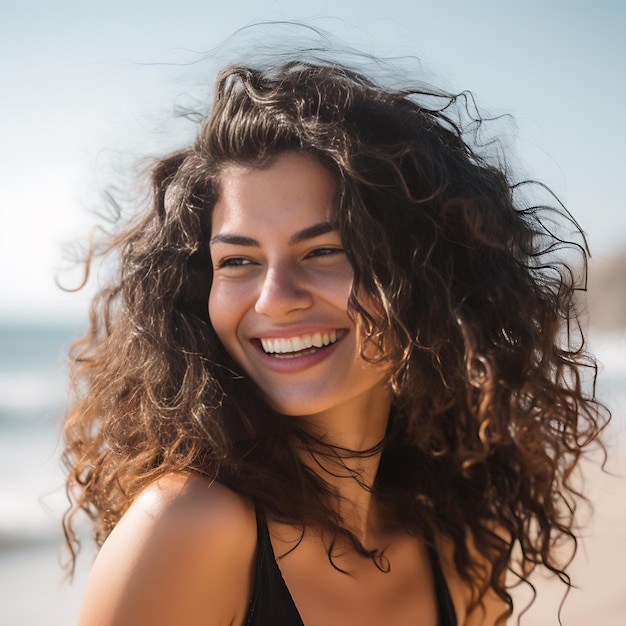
[208,280,253,352]
[207,284,232,345]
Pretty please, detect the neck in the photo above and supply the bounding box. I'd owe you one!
[295,385,392,545]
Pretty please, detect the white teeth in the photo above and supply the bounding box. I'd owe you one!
[291,336,305,351]
[259,330,343,355]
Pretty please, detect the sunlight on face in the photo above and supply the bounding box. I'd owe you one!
[208,151,391,424]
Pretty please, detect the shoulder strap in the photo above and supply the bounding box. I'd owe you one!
[245,509,304,626]
[428,545,458,626]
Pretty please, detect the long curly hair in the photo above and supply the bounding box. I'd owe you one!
[62,57,609,620]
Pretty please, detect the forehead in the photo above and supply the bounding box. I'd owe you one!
[212,152,337,233]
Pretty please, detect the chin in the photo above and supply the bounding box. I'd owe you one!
[265,397,328,418]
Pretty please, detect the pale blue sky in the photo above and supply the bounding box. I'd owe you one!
[1,0,625,322]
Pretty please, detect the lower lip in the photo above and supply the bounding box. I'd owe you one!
[252,334,346,373]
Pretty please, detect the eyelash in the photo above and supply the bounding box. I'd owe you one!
[306,247,344,258]
[215,247,345,270]
[216,257,254,269]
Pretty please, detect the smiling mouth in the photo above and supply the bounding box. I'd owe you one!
[258,330,346,358]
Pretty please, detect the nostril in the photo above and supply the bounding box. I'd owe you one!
[255,270,314,315]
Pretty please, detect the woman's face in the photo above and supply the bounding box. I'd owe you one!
[208,151,390,422]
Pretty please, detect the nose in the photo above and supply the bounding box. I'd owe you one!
[254,262,314,318]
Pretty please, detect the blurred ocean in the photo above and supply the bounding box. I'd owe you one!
[0,323,91,625]
[0,322,624,625]
[0,325,83,547]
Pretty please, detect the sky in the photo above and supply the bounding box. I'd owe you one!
[1,0,625,323]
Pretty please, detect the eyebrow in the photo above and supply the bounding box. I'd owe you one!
[210,221,337,247]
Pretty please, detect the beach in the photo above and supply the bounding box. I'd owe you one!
[0,324,624,625]
[510,453,626,625]
[0,538,93,626]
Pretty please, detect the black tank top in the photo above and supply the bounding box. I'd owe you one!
[245,512,458,626]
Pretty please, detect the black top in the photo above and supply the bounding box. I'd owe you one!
[245,512,458,626]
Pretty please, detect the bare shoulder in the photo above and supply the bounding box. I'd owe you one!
[437,531,509,626]
[129,472,255,534]
[78,472,257,626]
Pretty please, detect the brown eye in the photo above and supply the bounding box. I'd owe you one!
[217,257,255,269]
[306,247,345,259]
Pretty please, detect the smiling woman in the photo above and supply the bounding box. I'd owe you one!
[62,36,609,626]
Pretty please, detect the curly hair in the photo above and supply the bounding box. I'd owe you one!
[62,57,609,620]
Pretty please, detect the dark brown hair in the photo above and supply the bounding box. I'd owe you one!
[63,57,609,620]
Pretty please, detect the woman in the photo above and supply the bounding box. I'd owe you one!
[63,54,608,626]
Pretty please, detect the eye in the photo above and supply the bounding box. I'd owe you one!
[216,257,255,269]
[305,247,345,259]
